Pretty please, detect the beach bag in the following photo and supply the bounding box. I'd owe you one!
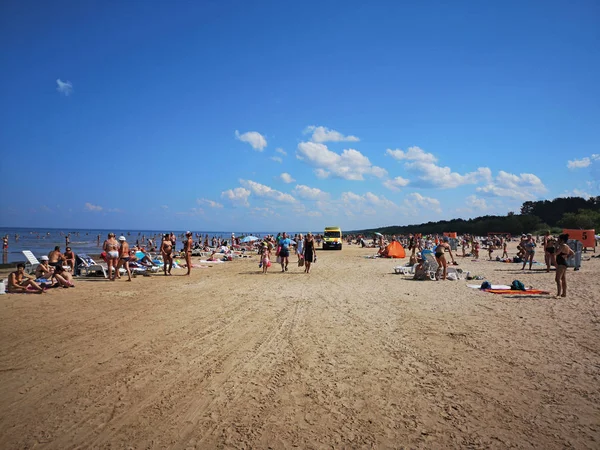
[480,281,491,290]
[276,255,281,264]
[511,280,526,291]
[298,256,305,267]
[276,246,281,256]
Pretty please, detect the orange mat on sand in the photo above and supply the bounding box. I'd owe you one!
[485,289,550,295]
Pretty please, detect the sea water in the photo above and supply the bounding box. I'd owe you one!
[0,227,316,264]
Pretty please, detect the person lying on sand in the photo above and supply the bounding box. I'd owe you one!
[8,263,44,294]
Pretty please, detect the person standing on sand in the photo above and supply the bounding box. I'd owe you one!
[184,231,193,276]
[303,232,316,273]
[521,233,536,270]
[554,233,574,298]
[161,234,173,276]
[543,230,556,273]
[434,237,456,280]
[103,233,120,280]
[116,236,132,281]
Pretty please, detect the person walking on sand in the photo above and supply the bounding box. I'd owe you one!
[161,234,173,276]
[303,232,316,273]
[260,242,271,274]
[278,232,293,272]
[555,233,574,298]
[116,236,132,281]
[103,233,120,280]
[296,233,304,265]
[184,231,193,276]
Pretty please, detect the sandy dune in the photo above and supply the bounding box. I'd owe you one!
[1,245,599,448]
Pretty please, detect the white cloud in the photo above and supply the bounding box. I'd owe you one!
[240,179,296,203]
[304,125,360,143]
[306,211,322,217]
[270,156,283,163]
[386,147,437,163]
[567,154,599,169]
[315,168,330,179]
[297,142,387,181]
[465,195,488,210]
[160,205,169,210]
[235,130,267,151]
[221,187,251,207]
[293,184,329,200]
[275,147,287,156]
[341,191,397,209]
[476,171,547,200]
[56,79,73,96]
[560,189,592,199]
[383,176,410,191]
[404,193,442,213]
[84,202,102,212]
[279,173,295,183]
[387,146,491,189]
[197,198,223,208]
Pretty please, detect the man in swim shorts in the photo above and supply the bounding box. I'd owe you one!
[278,232,293,272]
[8,263,44,294]
[116,236,132,281]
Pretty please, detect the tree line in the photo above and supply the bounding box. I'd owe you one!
[352,196,600,236]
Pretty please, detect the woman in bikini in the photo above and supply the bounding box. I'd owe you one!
[555,233,574,298]
[116,236,132,281]
[184,231,193,276]
[161,233,173,276]
[103,233,120,281]
[434,237,456,280]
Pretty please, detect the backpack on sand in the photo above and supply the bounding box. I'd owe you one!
[511,280,526,291]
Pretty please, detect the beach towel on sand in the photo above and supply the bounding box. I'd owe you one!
[484,289,550,295]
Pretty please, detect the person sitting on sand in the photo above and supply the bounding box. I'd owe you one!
[35,255,55,280]
[413,256,429,281]
[434,237,456,280]
[8,263,44,294]
[64,247,76,272]
[48,246,66,268]
[53,265,75,287]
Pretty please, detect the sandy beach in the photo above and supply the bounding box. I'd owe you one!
[1,243,599,449]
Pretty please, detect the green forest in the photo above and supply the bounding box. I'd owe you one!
[353,196,600,236]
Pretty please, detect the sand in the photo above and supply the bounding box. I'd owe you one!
[0,244,599,449]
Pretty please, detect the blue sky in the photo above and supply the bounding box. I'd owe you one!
[1,0,599,231]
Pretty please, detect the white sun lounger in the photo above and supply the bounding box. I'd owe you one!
[22,250,40,274]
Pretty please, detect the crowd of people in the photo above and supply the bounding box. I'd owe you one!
[4,228,586,297]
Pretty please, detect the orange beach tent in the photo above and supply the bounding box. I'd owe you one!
[385,241,406,258]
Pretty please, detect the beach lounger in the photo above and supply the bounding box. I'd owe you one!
[76,253,108,278]
[421,250,440,280]
[394,264,416,275]
[22,250,40,274]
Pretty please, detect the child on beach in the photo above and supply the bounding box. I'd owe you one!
[260,242,271,274]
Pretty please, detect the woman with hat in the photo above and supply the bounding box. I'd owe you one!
[115,236,132,281]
